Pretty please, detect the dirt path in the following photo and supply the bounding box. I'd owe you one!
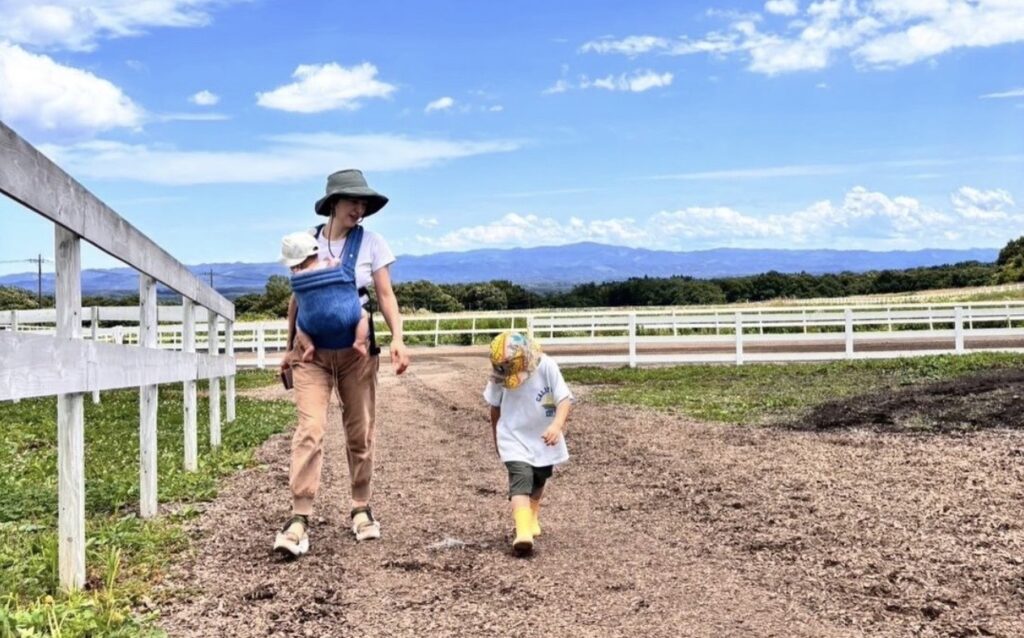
[158,357,1024,637]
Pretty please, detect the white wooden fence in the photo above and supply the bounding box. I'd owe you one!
[0,121,236,591]
[6,301,1024,369]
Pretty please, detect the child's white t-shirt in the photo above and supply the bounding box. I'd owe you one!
[310,226,396,304]
[483,355,573,467]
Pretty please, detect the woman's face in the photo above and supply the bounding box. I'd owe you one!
[332,198,365,228]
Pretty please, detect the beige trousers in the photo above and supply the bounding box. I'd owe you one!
[289,347,378,516]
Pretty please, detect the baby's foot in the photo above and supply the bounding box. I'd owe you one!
[353,340,369,358]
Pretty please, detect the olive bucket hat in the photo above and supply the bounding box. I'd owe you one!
[314,169,389,217]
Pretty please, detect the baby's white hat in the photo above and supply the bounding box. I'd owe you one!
[280,232,318,267]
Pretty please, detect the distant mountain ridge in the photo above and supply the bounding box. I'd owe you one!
[0,242,999,297]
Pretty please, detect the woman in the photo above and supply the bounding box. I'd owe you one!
[274,169,410,557]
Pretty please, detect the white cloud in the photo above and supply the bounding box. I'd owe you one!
[0,41,144,133]
[256,62,396,113]
[37,133,521,184]
[0,0,241,51]
[425,96,454,113]
[579,1,1024,74]
[765,0,799,16]
[552,70,674,94]
[951,186,1014,220]
[980,87,1024,99]
[189,89,219,106]
[488,105,504,112]
[417,217,439,228]
[543,79,571,94]
[580,35,669,56]
[419,213,645,251]
[418,186,1022,251]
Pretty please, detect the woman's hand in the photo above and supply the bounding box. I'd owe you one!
[389,338,410,375]
[294,328,316,363]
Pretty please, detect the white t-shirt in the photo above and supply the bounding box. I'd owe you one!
[483,355,573,467]
[310,225,396,305]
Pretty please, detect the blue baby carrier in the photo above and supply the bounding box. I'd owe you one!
[291,225,367,350]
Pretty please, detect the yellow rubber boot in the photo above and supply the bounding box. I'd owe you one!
[530,500,542,537]
[512,507,534,555]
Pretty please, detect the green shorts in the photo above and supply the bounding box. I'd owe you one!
[505,461,553,499]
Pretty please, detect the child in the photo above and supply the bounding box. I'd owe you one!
[279,231,371,358]
[483,331,573,556]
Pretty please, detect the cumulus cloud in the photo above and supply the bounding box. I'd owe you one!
[37,133,521,184]
[579,1,1024,74]
[764,0,799,16]
[0,41,144,134]
[418,186,1023,251]
[0,0,241,51]
[951,186,1014,220]
[256,62,396,113]
[417,217,439,228]
[425,96,454,113]
[189,90,219,106]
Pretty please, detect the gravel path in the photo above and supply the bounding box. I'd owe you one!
[157,356,1024,637]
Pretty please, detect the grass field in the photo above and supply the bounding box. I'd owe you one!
[563,352,1024,424]
[0,370,286,638]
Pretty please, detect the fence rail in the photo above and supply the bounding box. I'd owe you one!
[7,301,1024,369]
[0,121,236,590]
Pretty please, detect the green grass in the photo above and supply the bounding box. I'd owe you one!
[563,352,1024,424]
[0,370,289,637]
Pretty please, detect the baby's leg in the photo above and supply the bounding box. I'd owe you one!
[352,309,370,357]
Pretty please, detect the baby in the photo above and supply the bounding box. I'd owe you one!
[280,231,370,358]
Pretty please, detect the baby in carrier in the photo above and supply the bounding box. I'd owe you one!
[280,231,370,359]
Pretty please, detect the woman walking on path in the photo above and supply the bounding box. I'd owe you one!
[274,169,410,557]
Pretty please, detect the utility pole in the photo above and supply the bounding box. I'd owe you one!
[208,269,214,289]
[37,253,42,306]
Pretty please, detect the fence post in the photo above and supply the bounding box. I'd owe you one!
[628,312,637,368]
[208,310,221,447]
[256,323,266,369]
[9,309,16,331]
[434,317,440,347]
[954,306,965,354]
[887,306,893,332]
[734,312,744,366]
[55,227,85,591]
[844,308,854,358]
[90,306,100,403]
[139,275,159,519]
[182,299,198,472]
[527,315,534,339]
[226,320,236,423]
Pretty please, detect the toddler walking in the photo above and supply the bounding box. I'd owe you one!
[483,332,572,556]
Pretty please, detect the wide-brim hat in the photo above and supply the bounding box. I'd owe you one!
[314,169,389,217]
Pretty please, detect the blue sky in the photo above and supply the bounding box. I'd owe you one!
[1,0,1023,276]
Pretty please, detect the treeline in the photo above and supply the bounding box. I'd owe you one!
[4,236,1023,315]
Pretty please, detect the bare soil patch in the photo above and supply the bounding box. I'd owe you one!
[157,357,1024,637]
[793,368,1024,433]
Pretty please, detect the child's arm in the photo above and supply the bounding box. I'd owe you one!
[542,398,572,446]
[490,406,500,456]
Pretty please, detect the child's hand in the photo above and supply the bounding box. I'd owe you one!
[541,423,563,446]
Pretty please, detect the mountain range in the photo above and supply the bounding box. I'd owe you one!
[0,242,999,298]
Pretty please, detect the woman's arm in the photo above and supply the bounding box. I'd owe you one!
[372,264,410,375]
[284,293,314,368]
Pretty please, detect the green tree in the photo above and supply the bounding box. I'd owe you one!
[0,286,39,311]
